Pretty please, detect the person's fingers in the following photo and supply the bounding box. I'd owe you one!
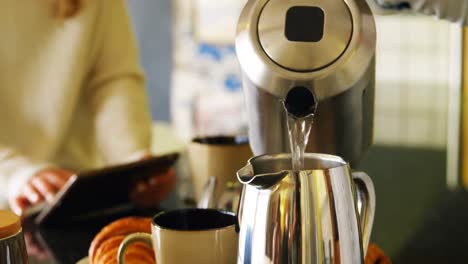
[131,169,177,207]
[139,153,153,161]
[10,196,31,216]
[24,231,50,260]
[31,177,57,203]
[148,176,159,187]
[23,183,43,204]
[148,168,175,187]
[134,180,150,193]
[41,171,69,189]
[54,169,73,181]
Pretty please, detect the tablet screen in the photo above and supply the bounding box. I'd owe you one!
[35,153,179,226]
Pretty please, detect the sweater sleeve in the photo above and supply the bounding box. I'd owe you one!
[85,0,152,165]
[0,146,50,208]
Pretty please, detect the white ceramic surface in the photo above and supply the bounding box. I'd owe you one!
[76,257,89,264]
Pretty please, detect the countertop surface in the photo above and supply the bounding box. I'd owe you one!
[358,145,468,264]
[25,145,466,264]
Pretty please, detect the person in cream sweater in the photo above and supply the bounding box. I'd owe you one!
[0,0,170,215]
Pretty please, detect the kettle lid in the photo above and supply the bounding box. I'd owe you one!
[257,0,353,72]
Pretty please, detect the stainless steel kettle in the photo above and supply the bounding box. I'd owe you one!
[236,0,376,166]
[236,153,375,264]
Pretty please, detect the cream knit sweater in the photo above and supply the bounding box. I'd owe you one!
[0,0,152,208]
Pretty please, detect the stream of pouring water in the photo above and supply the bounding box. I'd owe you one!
[286,112,314,171]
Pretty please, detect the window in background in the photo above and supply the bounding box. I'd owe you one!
[373,14,457,149]
[171,0,248,142]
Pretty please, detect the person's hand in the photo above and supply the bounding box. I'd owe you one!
[130,167,177,208]
[24,231,49,261]
[9,168,74,216]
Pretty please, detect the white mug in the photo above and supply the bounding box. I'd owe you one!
[188,135,252,203]
[118,208,238,264]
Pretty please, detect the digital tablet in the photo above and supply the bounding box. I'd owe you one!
[35,153,179,226]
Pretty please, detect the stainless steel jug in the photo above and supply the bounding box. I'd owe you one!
[236,153,375,264]
[236,0,376,166]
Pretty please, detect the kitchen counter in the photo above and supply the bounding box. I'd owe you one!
[25,145,465,264]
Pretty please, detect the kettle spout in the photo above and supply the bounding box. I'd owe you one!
[237,164,288,189]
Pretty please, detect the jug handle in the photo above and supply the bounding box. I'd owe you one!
[352,172,376,254]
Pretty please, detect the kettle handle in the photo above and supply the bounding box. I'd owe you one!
[352,171,376,254]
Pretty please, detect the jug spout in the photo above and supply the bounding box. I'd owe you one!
[237,163,288,189]
[237,163,254,183]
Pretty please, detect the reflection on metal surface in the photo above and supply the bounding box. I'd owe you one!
[237,153,375,264]
[258,0,353,72]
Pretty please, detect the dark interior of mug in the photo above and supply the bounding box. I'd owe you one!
[153,209,237,231]
[192,135,248,146]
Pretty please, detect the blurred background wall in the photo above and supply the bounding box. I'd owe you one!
[127,0,172,122]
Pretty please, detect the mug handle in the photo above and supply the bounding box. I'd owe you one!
[352,172,376,254]
[117,233,153,264]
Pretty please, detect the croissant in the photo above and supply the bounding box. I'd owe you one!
[89,217,155,264]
